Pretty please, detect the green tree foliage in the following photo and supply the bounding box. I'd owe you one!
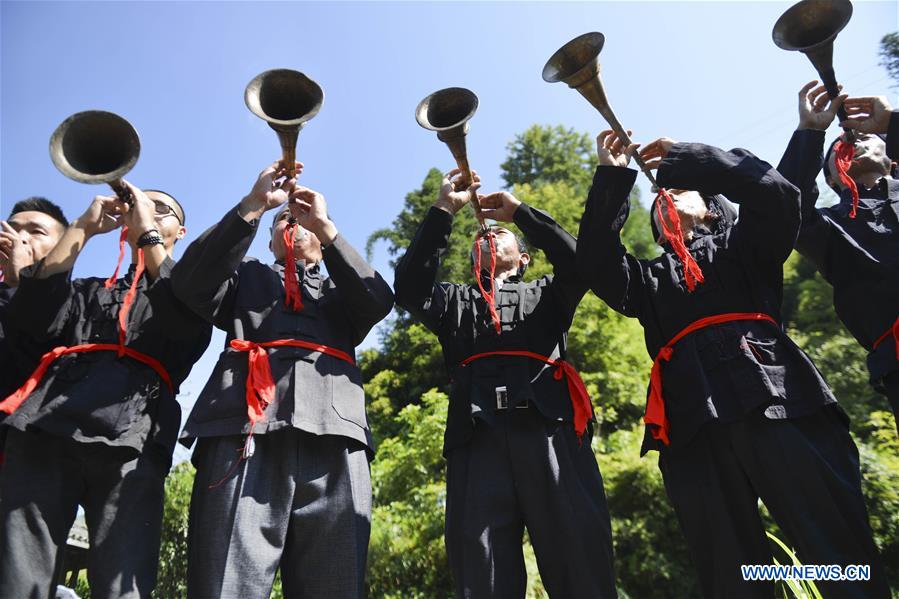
[880,32,899,87]
[153,461,195,598]
[500,124,595,192]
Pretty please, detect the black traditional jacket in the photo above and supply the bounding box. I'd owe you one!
[394,203,588,455]
[578,144,838,454]
[777,112,899,390]
[171,205,394,453]
[4,258,211,460]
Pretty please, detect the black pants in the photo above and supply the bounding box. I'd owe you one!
[445,407,617,599]
[0,428,168,599]
[659,406,890,599]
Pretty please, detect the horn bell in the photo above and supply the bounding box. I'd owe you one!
[415,87,479,142]
[542,31,605,89]
[49,110,140,185]
[244,69,324,130]
[772,0,852,54]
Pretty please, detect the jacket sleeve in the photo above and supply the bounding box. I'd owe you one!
[513,202,586,323]
[322,233,394,346]
[776,129,833,268]
[6,262,75,342]
[576,165,646,318]
[657,142,801,265]
[393,207,458,334]
[170,205,258,329]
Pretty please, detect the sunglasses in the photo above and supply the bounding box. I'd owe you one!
[152,200,183,225]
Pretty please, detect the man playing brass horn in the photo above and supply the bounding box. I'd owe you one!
[394,168,617,598]
[0,185,211,598]
[577,130,890,598]
[171,161,394,599]
[777,82,899,437]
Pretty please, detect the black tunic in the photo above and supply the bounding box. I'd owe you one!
[3,258,212,458]
[394,203,588,455]
[577,143,838,454]
[776,112,899,392]
[170,205,394,452]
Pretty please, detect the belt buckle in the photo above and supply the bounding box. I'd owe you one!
[495,386,528,410]
[495,386,509,410]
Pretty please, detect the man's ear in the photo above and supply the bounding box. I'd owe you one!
[176,226,186,241]
[519,252,530,267]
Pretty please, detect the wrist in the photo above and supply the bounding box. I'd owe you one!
[312,220,338,245]
[238,195,267,222]
[434,198,458,215]
[71,218,98,239]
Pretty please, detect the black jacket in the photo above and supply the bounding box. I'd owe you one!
[3,257,212,459]
[170,205,394,453]
[578,143,838,454]
[394,203,588,455]
[776,112,899,390]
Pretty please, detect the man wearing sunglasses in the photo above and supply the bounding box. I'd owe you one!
[0,184,211,599]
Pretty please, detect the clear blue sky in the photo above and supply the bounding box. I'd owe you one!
[2,1,896,459]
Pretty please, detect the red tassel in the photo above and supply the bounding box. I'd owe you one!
[474,230,501,334]
[833,140,859,219]
[105,227,128,289]
[116,248,145,354]
[282,225,304,311]
[655,189,704,292]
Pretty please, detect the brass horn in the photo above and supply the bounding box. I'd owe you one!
[245,69,324,178]
[415,87,487,229]
[543,32,657,187]
[49,110,140,203]
[773,0,853,123]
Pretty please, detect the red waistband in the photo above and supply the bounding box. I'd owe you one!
[461,350,593,440]
[229,338,356,429]
[0,343,173,416]
[871,316,899,360]
[646,312,778,446]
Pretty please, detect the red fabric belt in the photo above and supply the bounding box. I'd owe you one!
[646,312,778,446]
[872,316,899,360]
[229,338,356,429]
[0,343,173,415]
[460,350,593,439]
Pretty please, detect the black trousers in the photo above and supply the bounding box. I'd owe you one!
[659,406,890,599]
[0,428,168,599]
[445,407,617,599]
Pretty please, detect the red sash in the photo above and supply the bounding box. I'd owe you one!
[646,312,778,446]
[460,350,593,439]
[229,338,356,429]
[872,316,899,360]
[0,343,173,415]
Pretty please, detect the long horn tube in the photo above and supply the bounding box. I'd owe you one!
[245,69,324,178]
[415,87,488,230]
[773,0,853,131]
[543,32,657,188]
[49,110,140,203]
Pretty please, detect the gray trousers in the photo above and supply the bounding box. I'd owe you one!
[659,406,891,599]
[445,408,617,599]
[0,428,168,599]
[187,428,372,599]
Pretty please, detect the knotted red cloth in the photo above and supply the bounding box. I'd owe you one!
[872,316,899,360]
[282,224,304,311]
[833,140,859,219]
[646,312,778,445]
[0,343,173,415]
[229,338,356,430]
[474,230,501,334]
[654,189,704,292]
[103,226,146,352]
[461,350,593,440]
